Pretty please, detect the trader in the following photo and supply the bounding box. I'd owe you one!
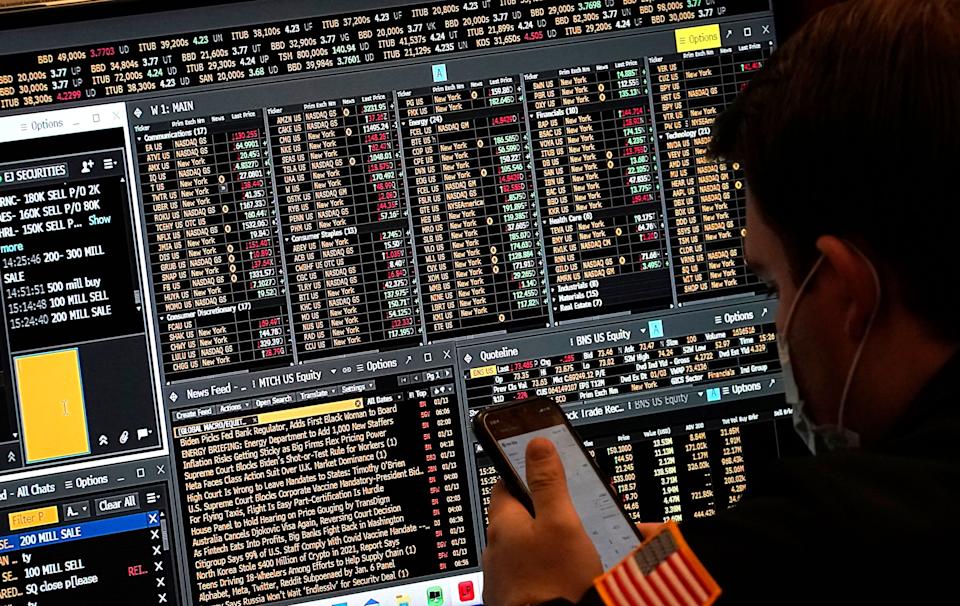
[482,0,960,603]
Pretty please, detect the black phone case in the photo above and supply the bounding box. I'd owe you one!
[473,406,537,515]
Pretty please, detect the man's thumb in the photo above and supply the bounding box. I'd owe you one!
[525,438,573,517]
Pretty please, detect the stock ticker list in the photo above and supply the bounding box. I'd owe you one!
[138,114,292,380]
[268,94,422,359]
[526,60,672,321]
[652,46,771,303]
[173,371,476,606]
[400,76,549,338]
[135,44,775,381]
[0,0,769,111]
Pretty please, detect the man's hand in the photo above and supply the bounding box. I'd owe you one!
[482,438,603,606]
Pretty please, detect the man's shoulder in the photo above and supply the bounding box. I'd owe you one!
[768,445,960,509]
[681,450,960,602]
[714,449,960,534]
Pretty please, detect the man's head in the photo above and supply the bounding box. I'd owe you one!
[712,0,960,441]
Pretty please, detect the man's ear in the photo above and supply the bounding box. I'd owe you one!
[815,236,881,341]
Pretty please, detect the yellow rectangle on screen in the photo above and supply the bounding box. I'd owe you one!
[15,348,90,463]
[470,365,498,379]
[675,24,722,53]
[257,398,363,424]
[8,506,59,531]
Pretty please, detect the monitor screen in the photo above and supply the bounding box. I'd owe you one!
[0,1,799,605]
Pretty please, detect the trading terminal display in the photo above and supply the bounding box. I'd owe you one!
[475,397,806,526]
[171,370,476,606]
[526,59,673,321]
[268,94,422,358]
[0,485,179,605]
[0,2,786,606]
[464,322,780,408]
[135,45,774,386]
[400,76,549,338]
[137,114,292,380]
[134,47,775,388]
[0,0,769,111]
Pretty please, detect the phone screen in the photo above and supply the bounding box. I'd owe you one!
[498,422,638,568]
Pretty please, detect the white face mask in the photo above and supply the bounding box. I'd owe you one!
[778,246,882,455]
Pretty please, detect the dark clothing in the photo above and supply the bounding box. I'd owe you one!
[567,353,960,605]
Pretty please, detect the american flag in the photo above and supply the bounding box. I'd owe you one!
[595,522,720,606]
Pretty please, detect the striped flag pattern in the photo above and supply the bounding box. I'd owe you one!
[594,522,720,606]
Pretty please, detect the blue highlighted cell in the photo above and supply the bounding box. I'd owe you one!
[0,510,159,553]
[432,64,448,82]
[648,319,664,339]
[706,388,722,402]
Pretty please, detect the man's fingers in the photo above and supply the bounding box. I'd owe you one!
[487,480,512,519]
[487,480,532,542]
[524,437,575,519]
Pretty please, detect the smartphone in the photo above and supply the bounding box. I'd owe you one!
[474,398,641,569]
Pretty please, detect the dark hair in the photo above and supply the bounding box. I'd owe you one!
[711,0,960,340]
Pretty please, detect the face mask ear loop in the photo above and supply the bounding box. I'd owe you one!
[781,256,827,338]
[836,245,883,431]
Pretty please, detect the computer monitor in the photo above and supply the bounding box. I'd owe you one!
[0,1,798,604]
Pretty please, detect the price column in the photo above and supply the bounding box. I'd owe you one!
[351,95,421,347]
[598,441,642,523]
